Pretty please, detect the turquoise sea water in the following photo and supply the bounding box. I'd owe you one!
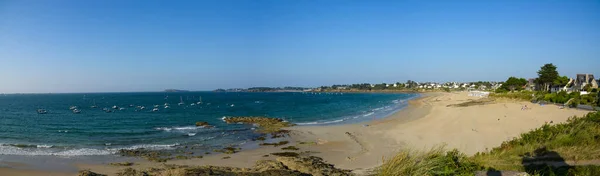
[0,92,417,156]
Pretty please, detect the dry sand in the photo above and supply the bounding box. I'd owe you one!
[0,92,592,175]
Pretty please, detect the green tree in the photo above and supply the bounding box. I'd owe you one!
[536,63,559,92]
[501,77,528,92]
[553,76,569,87]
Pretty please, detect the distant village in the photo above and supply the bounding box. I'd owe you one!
[214,73,598,94]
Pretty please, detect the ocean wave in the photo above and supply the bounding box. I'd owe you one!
[0,145,113,156]
[155,126,210,132]
[113,143,180,150]
[187,133,196,136]
[296,119,345,125]
[362,112,375,117]
[37,145,53,148]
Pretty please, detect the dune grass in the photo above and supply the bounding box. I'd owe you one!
[375,146,482,176]
[376,111,600,176]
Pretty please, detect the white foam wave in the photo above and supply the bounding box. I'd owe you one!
[0,146,113,156]
[188,133,196,136]
[155,127,172,131]
[173,126,199,130]
[115,143,180,150]
[36,145,53,148]
[155,126,208,132]
[296,119,345,125]
[362,112,375,117]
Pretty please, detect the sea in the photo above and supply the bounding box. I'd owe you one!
[0,92,416,169]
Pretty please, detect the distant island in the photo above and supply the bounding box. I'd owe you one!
[164,89,190,92]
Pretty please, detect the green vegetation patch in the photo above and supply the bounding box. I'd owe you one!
[447,98,495,107]
[271,152,300,157]
[281,146,300,150]
[376,112,600,176]
[260,141,289,147]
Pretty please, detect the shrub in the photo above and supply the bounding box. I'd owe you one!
[376,146,483,176]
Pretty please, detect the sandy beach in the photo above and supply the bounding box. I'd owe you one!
[1,92,592,175]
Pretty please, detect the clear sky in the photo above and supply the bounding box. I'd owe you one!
[1,0,599,93]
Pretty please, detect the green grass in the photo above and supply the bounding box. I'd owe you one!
[490,91,535,101]
[377,112,600,176]
[375,146,483,176]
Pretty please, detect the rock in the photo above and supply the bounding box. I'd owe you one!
[254,160,287,172]
[276,156,350,176]
[222,116,294,133]
[281,146,300,150]
[117,149,172,162]
[260,141,289,147]
[77,170,106,176]
[195,121,212,128]
[109,162,134,166]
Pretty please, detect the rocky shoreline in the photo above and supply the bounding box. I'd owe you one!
[79,155,351,176]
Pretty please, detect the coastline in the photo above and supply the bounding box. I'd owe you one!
[1,92,593,175]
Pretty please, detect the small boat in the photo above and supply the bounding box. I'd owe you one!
[152,108,159,112]
[72,109,81,114]
[178,96,184,106]
[102,108,112,113]
[69,106,77,110]
[37,109,48,114]
[90,99,97,108]
[112,105,118,109]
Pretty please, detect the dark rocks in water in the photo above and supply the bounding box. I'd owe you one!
[213,146,239,154]
[117,149,172,162]
[260,141,289,147]
[253,136,266,141]
[77,170,106,176]
[222,116,294,133]
[195,121,213,128]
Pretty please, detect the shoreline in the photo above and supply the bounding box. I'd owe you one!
[1,92,593,175]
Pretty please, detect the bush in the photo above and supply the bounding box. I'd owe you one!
[375,146,483,176]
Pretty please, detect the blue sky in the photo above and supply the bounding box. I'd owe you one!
[1,0,599,93]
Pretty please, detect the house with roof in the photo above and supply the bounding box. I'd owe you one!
[574,74,597,91]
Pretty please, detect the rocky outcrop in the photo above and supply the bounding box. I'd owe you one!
[254,160,287,172]
[222,116,294,134]
[276,156,350,176]
[117,149,172,162]
[195,121,213,128]
[90,156,351,176]
[77,170,106,176]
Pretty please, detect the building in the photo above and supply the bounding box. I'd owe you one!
[525,78,537,91]
[574,74,598,91]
